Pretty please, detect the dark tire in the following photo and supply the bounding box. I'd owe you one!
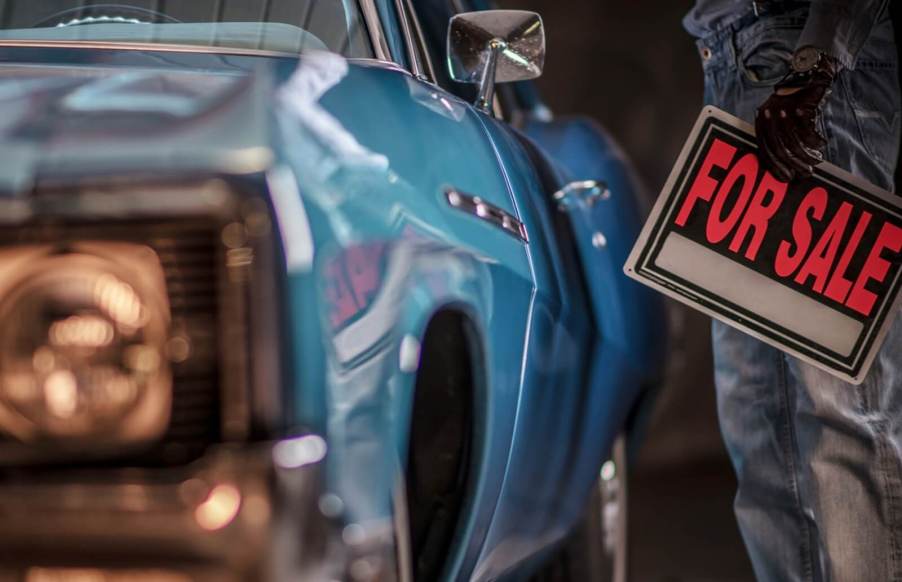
[532,435,629,582]
[404,311,476,581]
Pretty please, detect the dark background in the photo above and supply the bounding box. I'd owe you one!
[496,1,757,580]
[510,0,704,195]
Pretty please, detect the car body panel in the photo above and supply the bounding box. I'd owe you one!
[463,116,600,580]
[273,53,535,539]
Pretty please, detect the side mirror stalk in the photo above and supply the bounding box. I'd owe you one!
[476,38,505,112]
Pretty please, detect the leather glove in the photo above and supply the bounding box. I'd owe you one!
[755,56,840,182]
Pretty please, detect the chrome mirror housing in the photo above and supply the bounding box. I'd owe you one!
[447,10,545,113]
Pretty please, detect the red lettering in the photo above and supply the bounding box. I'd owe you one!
[729,170,787,260]
[824,210,872,304]
[846,222,902,317]
[706,153,758,244]
[775,187,828,278]
[325,258,359,328]
[675,138,738,227]
[345,244,384,307]
[794,202,853,294]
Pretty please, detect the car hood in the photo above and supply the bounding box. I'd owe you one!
[0,62,273,193]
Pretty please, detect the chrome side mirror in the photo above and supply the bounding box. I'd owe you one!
[447,10,545,113]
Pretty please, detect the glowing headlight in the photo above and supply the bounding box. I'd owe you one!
[0,243,171,447]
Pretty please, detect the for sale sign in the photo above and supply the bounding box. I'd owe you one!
[625,107,902,384]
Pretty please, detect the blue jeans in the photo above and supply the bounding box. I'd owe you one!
[695,6,902,582]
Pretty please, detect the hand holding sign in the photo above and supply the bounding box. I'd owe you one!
[754,52,839,182]
[625,107,902,384]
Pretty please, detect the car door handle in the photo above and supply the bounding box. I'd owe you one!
[444,187,528,243]
[552,180,611,211]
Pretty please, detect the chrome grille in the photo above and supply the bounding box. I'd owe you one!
[0,218,223,466]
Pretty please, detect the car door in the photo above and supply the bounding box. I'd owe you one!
[500,78,670,381]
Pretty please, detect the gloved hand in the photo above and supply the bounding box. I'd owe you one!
[755,56,840,182]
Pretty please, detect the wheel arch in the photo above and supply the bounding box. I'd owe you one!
[401,302,488,582]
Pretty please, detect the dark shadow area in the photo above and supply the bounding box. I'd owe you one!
[630,461,754,582]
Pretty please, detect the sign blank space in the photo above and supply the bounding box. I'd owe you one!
[655,232,863,357]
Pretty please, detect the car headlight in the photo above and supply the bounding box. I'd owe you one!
[0,243,171,448]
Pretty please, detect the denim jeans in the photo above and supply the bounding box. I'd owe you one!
[695,6,902,582]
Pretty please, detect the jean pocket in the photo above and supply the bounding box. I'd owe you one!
[738,34,793,88]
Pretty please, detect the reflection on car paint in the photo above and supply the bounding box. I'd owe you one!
[406,76,467,122]
[277,50,388,178]
[324,241,388,331]
[266,165,315,272]
[59,69,241,117]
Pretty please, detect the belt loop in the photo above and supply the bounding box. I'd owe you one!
[752,1,762,17]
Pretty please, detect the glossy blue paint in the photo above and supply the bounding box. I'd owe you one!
[466,115,600,580]
[251,52,539,576]
[0,25,664,580]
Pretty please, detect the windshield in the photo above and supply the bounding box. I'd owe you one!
[0,1,373,57]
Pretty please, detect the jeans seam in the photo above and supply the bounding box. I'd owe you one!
[862,372,902,581]
[879,430,902,582]
[777,354,815,582]
[819,106,835,169]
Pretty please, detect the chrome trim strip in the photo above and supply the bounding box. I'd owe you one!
[359,0,392,62]
[0,40,404,71]
[445,187,528,243]
[347,57,408,72]
[393,0,422,79]
[0,39,303,58]
[402,0,436,83]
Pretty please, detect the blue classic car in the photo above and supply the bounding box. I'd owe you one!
[0,1,665,581]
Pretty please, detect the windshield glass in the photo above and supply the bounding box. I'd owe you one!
[0,1,373,57]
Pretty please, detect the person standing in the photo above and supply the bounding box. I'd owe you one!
[683,1,902,580]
